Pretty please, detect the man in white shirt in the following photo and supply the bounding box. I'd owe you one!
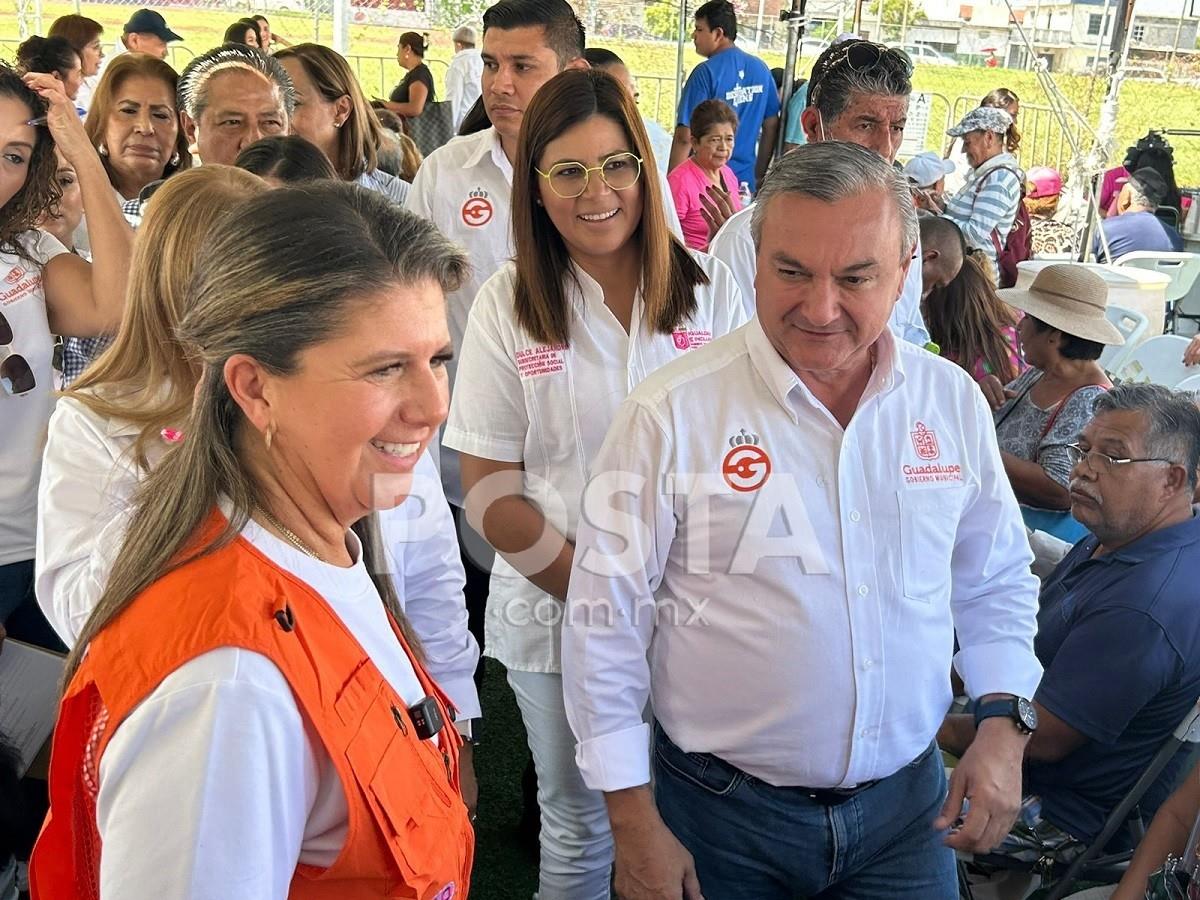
[563,141,1042,898]
[583,48,673,175]
[709,39,946,344]
[177,45,293,167]
[444,25,484,131]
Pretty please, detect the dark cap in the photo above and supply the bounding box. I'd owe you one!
[1127,167,1168,208]
[123,9,183,42]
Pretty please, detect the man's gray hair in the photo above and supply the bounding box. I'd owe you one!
[178,44,296,120]
[812,63,910,126]
[1093,383,1200,490]
[1127,183,1154,211]
[751,141,919,264]
[453,24,478,44]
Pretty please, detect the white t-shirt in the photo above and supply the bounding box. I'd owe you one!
[442,252,747,672]
[35,393,481,719]
[407,127,687,505]
[0,231,68,565]
[97,519,430,898]
[708,202,931,345]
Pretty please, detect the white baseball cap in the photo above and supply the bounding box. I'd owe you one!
[903,151,955,188]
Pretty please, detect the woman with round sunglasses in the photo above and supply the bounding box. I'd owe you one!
[444,67,746,900]
[0,65,131,649]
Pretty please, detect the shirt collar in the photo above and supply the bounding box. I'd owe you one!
[745,317,906,424]
[1081,509,1200,565]
[462,127,513,184]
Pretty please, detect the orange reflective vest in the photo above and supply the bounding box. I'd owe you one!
[31,514,474,899]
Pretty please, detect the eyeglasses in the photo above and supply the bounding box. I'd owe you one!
[535,152,643,199]
[809,41,913,105]
[698,134,735,149]
[0,311,35,397]
[1065,442,1174,473]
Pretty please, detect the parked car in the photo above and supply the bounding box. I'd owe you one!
[800,37,830,58]
[889,42,959,67]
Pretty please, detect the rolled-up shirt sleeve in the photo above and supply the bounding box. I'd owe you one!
[562,399,677,792]
[950,387,1044,700]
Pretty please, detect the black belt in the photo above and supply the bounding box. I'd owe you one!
[799,781,881,806]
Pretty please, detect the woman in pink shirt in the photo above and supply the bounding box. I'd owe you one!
[667,99,742,251]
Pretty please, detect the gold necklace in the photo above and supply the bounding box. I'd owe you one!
[255,506,325,563]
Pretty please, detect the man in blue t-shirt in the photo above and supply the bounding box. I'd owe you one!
[938,384,1200,852]
[670,0,780,191]
[1094,167,1184,262]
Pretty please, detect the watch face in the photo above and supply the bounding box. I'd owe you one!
[1017,698,1038,731]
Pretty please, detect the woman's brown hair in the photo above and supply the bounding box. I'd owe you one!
[68,166,268,470]
[923,251,1021,384]
[0,63,58,261]
[981,87,1021,154]
[511,68,708,345]
[84,54,192,185]
[274,44,387,182]
[688,98,738,139]
[47,14,103,55]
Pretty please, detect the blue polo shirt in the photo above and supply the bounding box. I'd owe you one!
[1093,210,1184,262]
[1026,512,1200,843]
[677,45,780,191]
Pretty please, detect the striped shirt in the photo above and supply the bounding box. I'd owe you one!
[942,153,1023,286]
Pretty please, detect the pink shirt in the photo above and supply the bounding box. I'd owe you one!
[668,157,743,251]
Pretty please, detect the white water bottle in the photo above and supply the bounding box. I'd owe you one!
[739,181,752,206]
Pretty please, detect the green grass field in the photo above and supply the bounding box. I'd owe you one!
[5,3,1197,178]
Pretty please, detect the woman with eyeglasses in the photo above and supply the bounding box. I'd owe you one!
[668,98,742,251]
[0,66,131,649]
[444,67,746,900]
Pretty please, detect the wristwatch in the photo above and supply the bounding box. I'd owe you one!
[974,697,1038,735]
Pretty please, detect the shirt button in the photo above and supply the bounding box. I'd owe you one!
[864,658,874,669]
[816,476,827,487]
[857,584,869,597]
[849,510,861,523]
[860,727,876,739]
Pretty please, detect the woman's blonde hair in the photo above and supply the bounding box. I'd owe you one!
[84,53,192,184]
[67,166,268,470]
[64,182,469,682]
[511,68,707,345]
[274,43,387,181]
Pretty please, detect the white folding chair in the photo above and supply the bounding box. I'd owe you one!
[1099,304,1149,374]
[1175,372,1200,393]
[1111,334,1194,387]
[1112,251,1200,333]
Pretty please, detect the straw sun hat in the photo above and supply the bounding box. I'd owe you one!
[997,264,1125,346]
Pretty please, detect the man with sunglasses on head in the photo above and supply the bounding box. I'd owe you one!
[710,38,943,347]
[940,383,1200,869]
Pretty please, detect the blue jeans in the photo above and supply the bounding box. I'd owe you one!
[653,724,957,899]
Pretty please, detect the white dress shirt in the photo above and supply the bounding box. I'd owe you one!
[444,48,483,130]
[707,203,932,346]
[562,319,1042,792]
[35,393,481,719]
[97,520,430,899]
[442,254,747,673]
[406,127,685,505]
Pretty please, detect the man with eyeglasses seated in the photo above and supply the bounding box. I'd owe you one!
[709,38,942,348]
[940,382,1200,867]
